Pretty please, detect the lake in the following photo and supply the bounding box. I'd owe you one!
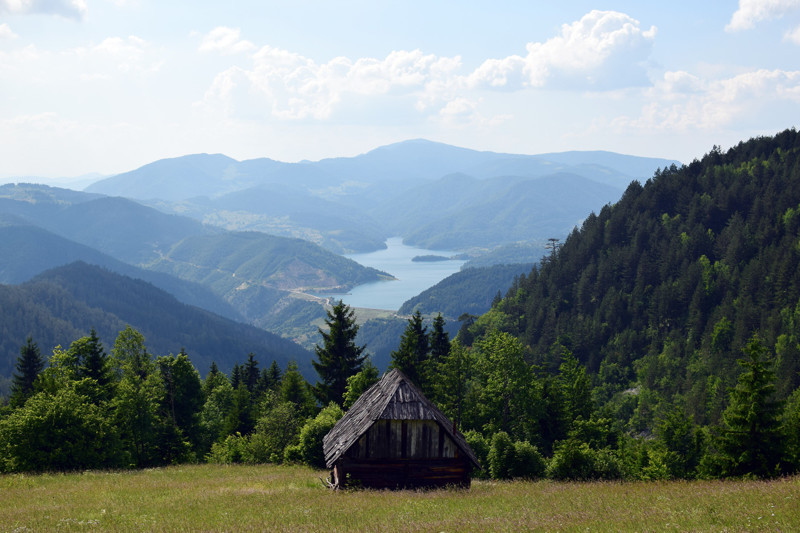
[328,237,466,311]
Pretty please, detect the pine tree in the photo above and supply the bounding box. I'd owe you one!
[243,353,260,394]
[10,337,44,407]
[717,335,784,477]
[281,361,317,418]
[230,363,243,390]
[312,300,366,406]
[76,329,114,402]
[390,310,429,388]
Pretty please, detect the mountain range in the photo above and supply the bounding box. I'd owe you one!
[1,139,678,383]
[86,139,679,255]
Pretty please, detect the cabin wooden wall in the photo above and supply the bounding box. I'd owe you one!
[333,458,471,489]
[335,419,471,489]
[344,419,458,460]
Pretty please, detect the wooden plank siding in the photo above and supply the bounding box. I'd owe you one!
[333,458,471,489]
[335,419,469,489]
[346,420,458,460]
[324,369,480,489]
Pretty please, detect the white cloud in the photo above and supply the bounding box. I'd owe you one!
[199,27,255,55]
[469,10,657,90]
[615,68,800,132]
[0,22,18,40]
[0,0,87,19]
[786,23,800,43]
[726,0,800,31]
[202,10,657,124]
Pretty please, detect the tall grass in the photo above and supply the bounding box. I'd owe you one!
[2,464,798,532]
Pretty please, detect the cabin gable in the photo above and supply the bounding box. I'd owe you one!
[323,369,479,489]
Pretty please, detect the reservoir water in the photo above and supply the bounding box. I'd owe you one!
[330,237,466,311]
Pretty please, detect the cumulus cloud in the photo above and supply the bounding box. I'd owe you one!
[202,10,658,124]
[726,0,800,31]
[0,0,87,19]
[615,68,800,131]
[0,22,18,40]
[205,46,460,121]
[786,23,800,42]
[469,10,657,90]
[199,27,255,55]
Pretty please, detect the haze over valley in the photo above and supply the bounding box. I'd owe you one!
[0,139,676,373]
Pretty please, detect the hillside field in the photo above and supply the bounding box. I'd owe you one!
[1,464,798,532]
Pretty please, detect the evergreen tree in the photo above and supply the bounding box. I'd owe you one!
[390,310,429,388]
[74,329,114,402]
[157,349,204,454]
[559,351,594,424]
[312,300,366,406]
[230,363,243,390]
[716,335,784,477]
[202,362,223,398]
[265,360,283,390]
[281,361,317,418]
[428,314,450,382]
[243,353,260,394]
[10,337,44,407]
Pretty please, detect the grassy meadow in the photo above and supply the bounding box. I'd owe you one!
[2,464,799,532]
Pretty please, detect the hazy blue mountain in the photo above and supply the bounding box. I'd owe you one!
[0,219,242,320]
[84,139,678,204]
[0,183,391,342]
[0,184,217,264]
[458,242,548,269]
[0,262,313,378]
[82,139,678,257]
[398,173,622,249]
[154,185,388,253]
[398,263,535,319]
[84,153,240,201]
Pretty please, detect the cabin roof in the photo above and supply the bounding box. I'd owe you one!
[323,368,480,469]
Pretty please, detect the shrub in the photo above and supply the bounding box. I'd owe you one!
[487,431,515,480]
[546,439,623,481]
[512,440,546,480]
[464,430,489,478]
[285,402,343,469]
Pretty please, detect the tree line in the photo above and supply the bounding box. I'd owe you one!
[3,297,799,481]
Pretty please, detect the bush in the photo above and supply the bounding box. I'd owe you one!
[464,430,489,477]
[546,439,624,481]
[206,433,248,464]
[488,431,515,479]
[512,440,546,480]
[0,387,123,472]
[284,402,343,469]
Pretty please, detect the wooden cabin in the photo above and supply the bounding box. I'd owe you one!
[323,368,480,489]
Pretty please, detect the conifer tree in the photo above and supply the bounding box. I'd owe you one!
[390,310,429,388]
[243,353,260,394]
[312,300,366,406]
[75,329,114,402]
[281,361,317,418]
[717,335,784,477]
[10,337,44,407]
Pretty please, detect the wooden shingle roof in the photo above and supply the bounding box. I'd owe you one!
[323,368,480,469]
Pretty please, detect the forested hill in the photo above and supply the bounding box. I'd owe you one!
[0,262,313,379]
[475,128,800,424]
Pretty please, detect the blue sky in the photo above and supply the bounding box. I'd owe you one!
[1,1,799,179]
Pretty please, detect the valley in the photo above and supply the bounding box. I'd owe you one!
[0,140,673,375]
